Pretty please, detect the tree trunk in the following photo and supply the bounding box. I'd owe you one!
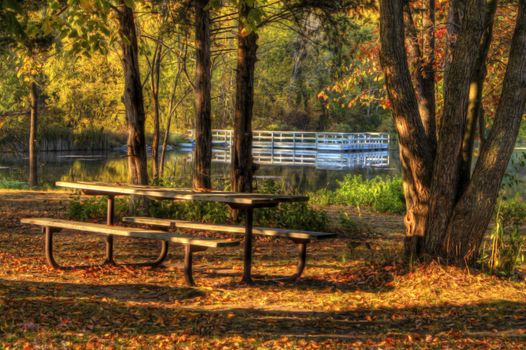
[231,4,258,194]
[379,0,434,258]
[151,45,162,181]
[117,1,148,185]
[443,0,526,263]
[28,81,38,188]
[380,0,526,264]
[193,0,212,191]
[403,1,436,152]
[159,112,172,178]
[459,0,497,193]
[424,0,485,254]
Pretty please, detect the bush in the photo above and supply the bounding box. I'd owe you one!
[480,197,526,276]
[333,175,405,214]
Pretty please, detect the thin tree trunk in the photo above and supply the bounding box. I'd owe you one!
[458,0,497,193]
[193,0,212,191]
[28,81,38,187]
[159,114,172,178]
[151,44,162,181]
[117,1,148,185]
[231,3,258,194]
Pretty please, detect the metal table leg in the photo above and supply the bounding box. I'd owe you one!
[104,195,116,265]
[242,207,254,284]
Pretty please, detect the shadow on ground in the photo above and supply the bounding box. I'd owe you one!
[0,279,524,344]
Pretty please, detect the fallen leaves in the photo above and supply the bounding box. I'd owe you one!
[0,190,525,349]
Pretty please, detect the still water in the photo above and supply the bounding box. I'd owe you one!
[0,147,524,193]
[0,148,400,192]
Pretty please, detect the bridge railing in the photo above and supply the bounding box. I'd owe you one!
[187,129,390,150]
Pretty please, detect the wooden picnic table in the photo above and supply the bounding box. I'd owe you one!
[55,181,309,284]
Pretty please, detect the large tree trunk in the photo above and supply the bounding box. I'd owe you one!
[380,0,526,264]
[28,81,38,188]
[117,1,148,185]
[231,3,258,194]
[193,0,212,191]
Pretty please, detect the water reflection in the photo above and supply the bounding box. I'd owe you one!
[204,149,390,169]
[0,149,399,192]
[1,148,525,193]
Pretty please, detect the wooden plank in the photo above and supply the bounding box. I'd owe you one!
[55,181,308,205]
[122,217,337,241]
[21,218,240,248]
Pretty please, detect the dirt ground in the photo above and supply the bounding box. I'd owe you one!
[0,190,525,349]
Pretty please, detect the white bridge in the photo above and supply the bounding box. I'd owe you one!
[185,129,390,152]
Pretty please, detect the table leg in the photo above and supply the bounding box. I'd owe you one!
[242,207,254,284]
[104,195,115,265]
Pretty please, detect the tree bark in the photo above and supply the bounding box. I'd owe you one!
[379,0,434,258]
[117,1,148,185]
[193,0,212,191]
[443,0,526,263]
[231,3,259,194]
[151,44,162,181]
[458,0,497,193]
[28,81,38,187]
[381,0,526,265]
[404,1,436,151]
[425,0,485,254]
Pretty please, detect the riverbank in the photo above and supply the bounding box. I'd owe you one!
[0,189,525,349]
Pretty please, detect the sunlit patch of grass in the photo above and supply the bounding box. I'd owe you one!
[309,175,405,214]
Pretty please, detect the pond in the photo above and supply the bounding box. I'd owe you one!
[0,147,524,194]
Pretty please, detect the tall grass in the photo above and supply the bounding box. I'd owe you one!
[480,197,526,276]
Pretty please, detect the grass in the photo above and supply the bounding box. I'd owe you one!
[0,179,29,189]
[310,175,405,214]
[1,189,525,349]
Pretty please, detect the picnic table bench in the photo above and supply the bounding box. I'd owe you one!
[122,217,336,279]
[20,218,239,285]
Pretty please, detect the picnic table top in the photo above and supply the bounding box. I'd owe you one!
[55,181,309,206]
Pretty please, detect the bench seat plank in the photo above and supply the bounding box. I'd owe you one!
[21,218,239,248]
[122,217,337,241]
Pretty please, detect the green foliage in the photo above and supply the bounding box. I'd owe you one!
[480,197,526,277]
[149,200,230,224]
[67,196,127,221]
[333,175,405,214]
[0,179,28,189]
[149,179,328,231]
[255,201,328,231]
